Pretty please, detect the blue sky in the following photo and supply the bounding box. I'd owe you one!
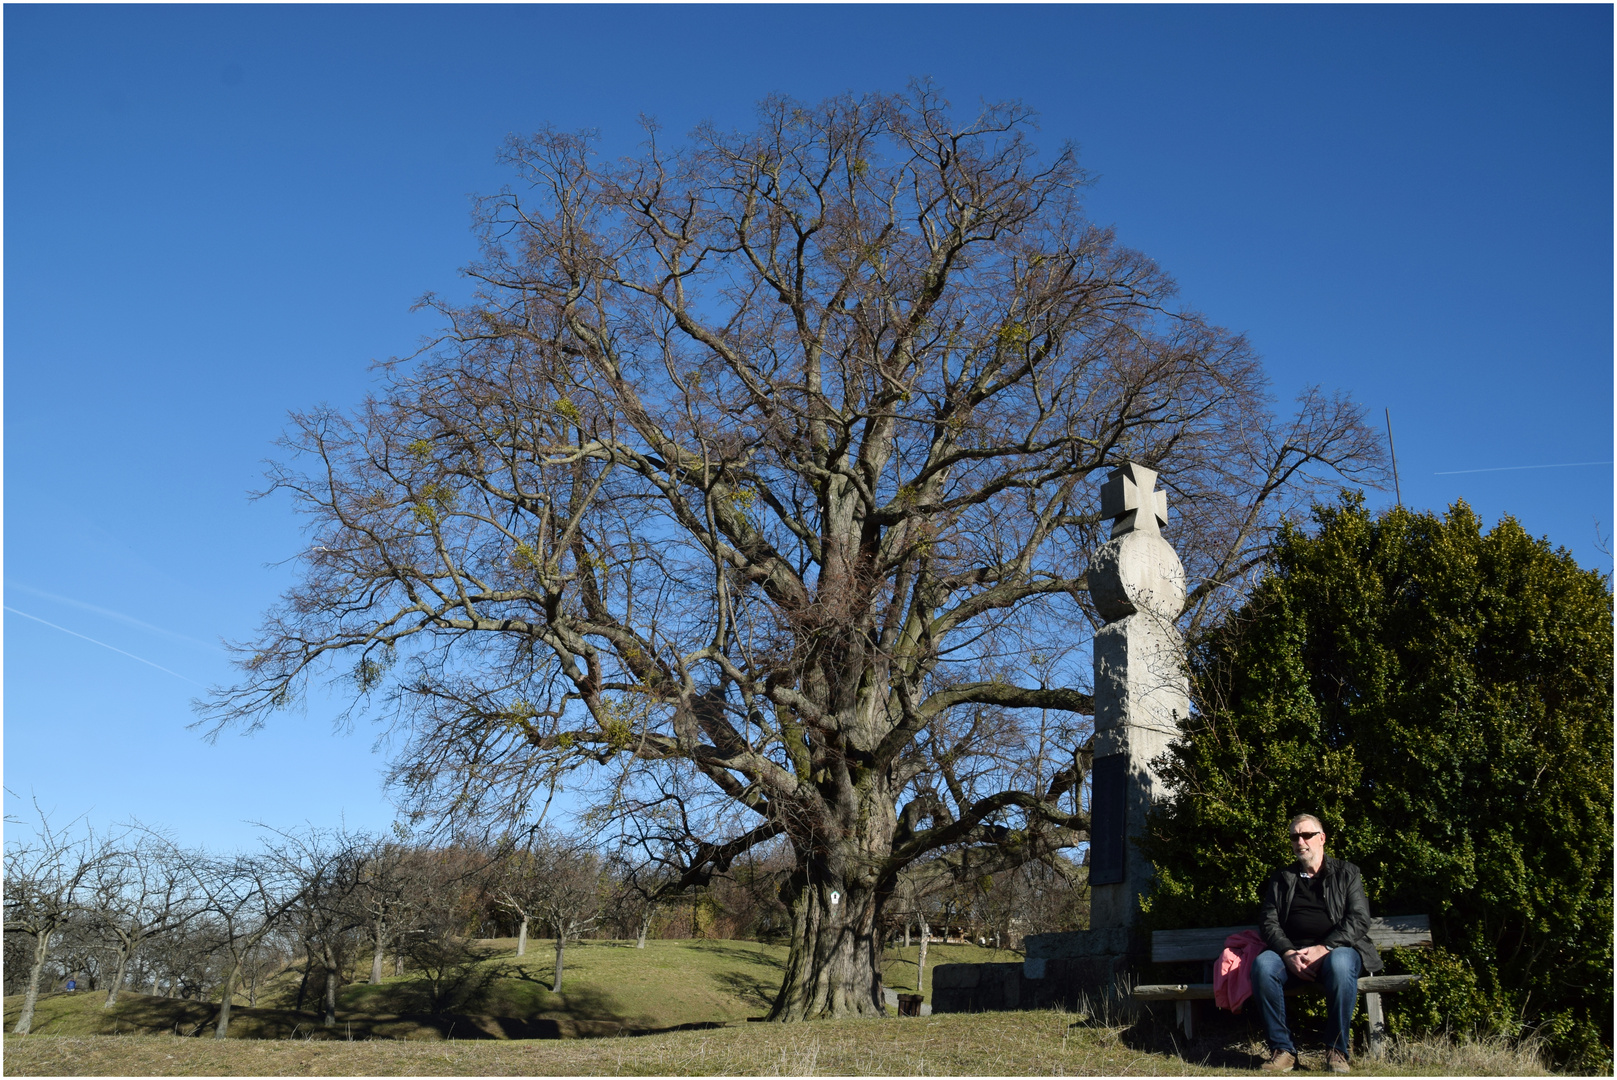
[5,5,1610,851]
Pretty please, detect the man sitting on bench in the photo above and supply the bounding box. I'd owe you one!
[1255,813,1383,1074]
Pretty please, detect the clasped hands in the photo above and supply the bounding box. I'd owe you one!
[1283,945,1331,981]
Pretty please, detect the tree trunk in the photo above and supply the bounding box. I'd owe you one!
[636,908,651,949]
[552,927,565,993]
[322,942,339,1026]
[370,919,386,984]
[104,942,132,1009]
[323,970,338,1026]
[516,916,528,958]
[917,920,930,994]
[904,921,911,949]
[767,872,887,1021]
[13,929,54,1034]
[213,961,242,1039]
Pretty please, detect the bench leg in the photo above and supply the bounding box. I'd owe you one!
[1364,992,1385,1059]
[1175,999,1194,1040]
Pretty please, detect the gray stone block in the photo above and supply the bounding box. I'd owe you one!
[1025,928,1133,959]
[932,963,978,989]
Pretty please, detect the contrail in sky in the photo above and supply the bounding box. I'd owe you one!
[1434,461,1613,476]
[4,606,206,687]
[5,583,224,653]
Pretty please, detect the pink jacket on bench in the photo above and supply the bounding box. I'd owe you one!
[1214,930,1268,1013]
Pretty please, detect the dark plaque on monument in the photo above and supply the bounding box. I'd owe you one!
[1088,752,1126,885]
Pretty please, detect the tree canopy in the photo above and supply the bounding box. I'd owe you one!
[1140,495,1613,1069]
[203,86,1380,1018]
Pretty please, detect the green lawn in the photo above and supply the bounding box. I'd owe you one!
[3,937,1023,1042]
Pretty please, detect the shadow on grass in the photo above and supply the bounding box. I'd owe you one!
[1117,1002,1275,1070]
[684,942,786,970]
[712,970,779,1012]
[4,986,675,1043]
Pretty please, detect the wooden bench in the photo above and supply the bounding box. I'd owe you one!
[1131,915,1430,1057]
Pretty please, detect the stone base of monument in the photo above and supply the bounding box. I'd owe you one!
[930,929,1145,1015]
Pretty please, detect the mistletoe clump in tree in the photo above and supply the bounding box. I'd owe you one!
[203,86,1379,1020]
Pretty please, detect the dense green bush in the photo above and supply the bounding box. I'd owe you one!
[1138,495,1612,1070]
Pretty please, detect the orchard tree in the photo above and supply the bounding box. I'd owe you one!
[190,852,299,1039]
[272,829,369,1027]
[1139,496,1613,1069]
[3,810,119,1034]
[356,839,412,984]
[202,86,1380,1019]
[87,830,197,1009]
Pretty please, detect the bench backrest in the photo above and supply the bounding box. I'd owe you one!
[1151,914,1431,964]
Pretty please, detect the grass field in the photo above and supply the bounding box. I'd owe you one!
[2,1008,1550,1076]
[0,937,1009,1042]
[2,938,1553,1076]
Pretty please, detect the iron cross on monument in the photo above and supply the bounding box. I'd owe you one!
[1086,462,1188,931]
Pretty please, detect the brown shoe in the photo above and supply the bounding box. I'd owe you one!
[1260,1049,1296,1072]
[1326,1049,1351,1073]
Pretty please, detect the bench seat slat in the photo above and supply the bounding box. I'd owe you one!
[1132,974,1419,1001]
[1151,915,1430,963]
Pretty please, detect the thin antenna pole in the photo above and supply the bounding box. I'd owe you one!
[1385,408,1403,507]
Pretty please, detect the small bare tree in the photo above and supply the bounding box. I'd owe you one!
[188,851,299,1038]
[605,849,671,948]
[396,846,490,1014]
[356,839,411,984]
[530,834,602,993]
[3,806,119,1034]
[86,830,197,1008]
[271,828,369,1027]
[492,841,542,958]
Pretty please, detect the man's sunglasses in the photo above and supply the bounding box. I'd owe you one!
[1290,831,1322,841]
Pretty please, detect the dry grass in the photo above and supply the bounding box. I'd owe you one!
[1382,1029,1552,1074]
[4,1008,1556,1077]
[1,940,1559,1076]
[2,1010,1210,1076]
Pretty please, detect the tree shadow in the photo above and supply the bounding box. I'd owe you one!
[487,959,555,990]
[712,970,779,1011]
[685,943,786,970]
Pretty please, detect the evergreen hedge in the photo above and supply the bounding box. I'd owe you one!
[1139,495,1613,1070]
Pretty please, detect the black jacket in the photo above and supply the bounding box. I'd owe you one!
[1259,854,1382,974]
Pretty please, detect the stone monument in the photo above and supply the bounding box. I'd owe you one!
[931,461,1192,1013]
[1085,461,1188,931]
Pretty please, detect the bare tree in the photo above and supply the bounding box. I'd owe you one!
[202,86,1382,1019]
[188,851,299,1038]
[395,846,489,1013]
[86,829,197,1008]
[356,838,411,984]
[532,834,602,993]
[602,850,662,947]
[600,781,712,948]
[491,838,541,958]
[3,807,118,1034]
[270,828,369,1027]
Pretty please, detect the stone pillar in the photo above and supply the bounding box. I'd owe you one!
[1086,462,1187,931]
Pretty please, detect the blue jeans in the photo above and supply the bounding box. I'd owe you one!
[1252,946,1361,1056]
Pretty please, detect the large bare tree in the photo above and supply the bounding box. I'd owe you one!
[203,87,1380,1019]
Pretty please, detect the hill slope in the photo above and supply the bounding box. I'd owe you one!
[2,938,1012,1041]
